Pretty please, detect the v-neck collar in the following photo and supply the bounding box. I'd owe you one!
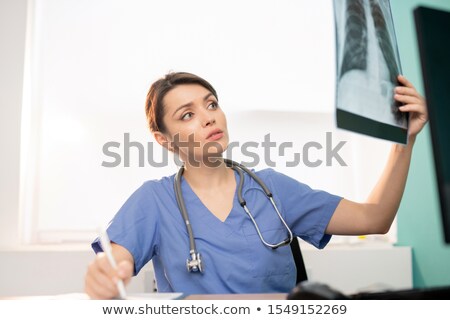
[180,168,241,225]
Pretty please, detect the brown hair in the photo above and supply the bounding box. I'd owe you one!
[145,72,219,133]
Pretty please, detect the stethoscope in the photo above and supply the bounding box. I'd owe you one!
[174,158,294,273]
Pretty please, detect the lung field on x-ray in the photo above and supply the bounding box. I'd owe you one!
[339,0,367,79]
[339,0,403,123]
[340,0,399,84]
[369,0,403,122]
[369,0,399,85]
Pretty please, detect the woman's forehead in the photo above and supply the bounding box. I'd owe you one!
[163,84,212,109]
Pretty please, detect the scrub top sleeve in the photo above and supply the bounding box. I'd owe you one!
[267,169,343,249]
[92,182,160,275]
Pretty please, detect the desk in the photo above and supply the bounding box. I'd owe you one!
[185,294,287,300]
[3,293,288,300]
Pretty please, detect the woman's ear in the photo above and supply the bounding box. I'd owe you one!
[153,131,174,152]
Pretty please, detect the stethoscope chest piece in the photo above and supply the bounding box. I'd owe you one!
[187,252,204,273]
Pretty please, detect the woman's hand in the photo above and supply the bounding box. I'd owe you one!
[84,245,134,299]
[394,75,428,139]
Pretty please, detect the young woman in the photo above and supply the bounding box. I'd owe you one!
[84,72,428,299]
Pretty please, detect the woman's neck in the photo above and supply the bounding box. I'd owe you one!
[181,157,233,191]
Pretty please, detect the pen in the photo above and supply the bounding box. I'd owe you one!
[99,228,127,299]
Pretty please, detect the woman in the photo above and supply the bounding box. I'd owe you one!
[85,72,427,298]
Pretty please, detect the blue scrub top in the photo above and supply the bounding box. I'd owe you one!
[92,168,342,294]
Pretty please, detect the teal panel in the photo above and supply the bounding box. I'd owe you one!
[390,0,450,288]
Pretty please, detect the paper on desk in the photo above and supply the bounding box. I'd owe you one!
[7,292,184,300]
[125,293,184,300]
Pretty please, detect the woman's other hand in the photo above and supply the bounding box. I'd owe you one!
[394,75,428,139]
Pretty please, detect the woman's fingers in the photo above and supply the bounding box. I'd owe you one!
[398,104,423,113]
[91,262,118,292]
[85,253,123,299]
[394,93,422,105]
[395,76,426,111]
[395,75,428,137]
[397,74,416,89]
[117,260,134,284]
[85,266,118,299]
[96,253,115,274]
[395,86,421,97]
[394,75,427,109]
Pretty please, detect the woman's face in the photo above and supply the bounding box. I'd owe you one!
[156,84,229,166]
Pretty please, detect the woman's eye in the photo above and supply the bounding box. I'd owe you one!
[181,112,193,120]
[208,102,218,109]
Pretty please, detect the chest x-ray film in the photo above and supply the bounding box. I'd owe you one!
[334,0,408,144]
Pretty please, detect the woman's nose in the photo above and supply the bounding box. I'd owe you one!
[201,110,216,127]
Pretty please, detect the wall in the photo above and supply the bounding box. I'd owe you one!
[391,0,450,288]
[0,0,27,247]
[0,246,155,296]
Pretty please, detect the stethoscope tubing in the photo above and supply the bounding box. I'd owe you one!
[174,159,294,273]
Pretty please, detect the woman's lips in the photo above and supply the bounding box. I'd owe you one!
[206,130,224,141]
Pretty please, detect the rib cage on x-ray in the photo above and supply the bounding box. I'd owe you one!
[339,0,402,122]
[339,0,368,79]
[369,0,399,85]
